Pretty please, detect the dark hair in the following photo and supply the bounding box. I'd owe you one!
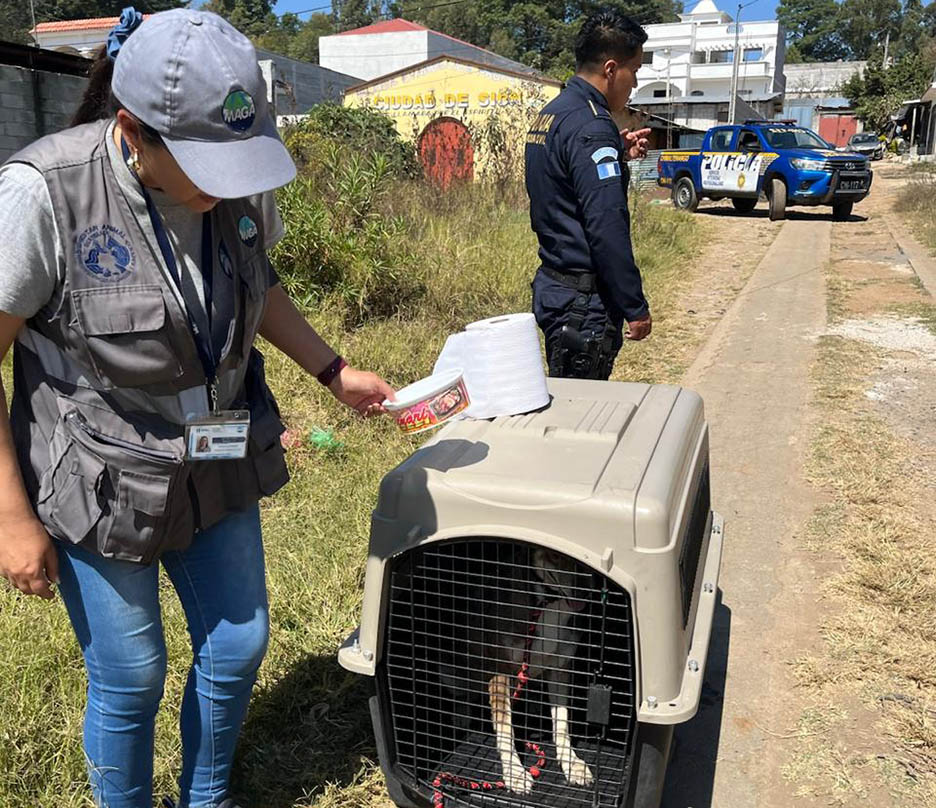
[574,10,648,71]
[70,46,162,145]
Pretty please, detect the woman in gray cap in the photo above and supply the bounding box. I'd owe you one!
[0,8,394,808]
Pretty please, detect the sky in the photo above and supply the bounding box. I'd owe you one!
[270,0,783,24]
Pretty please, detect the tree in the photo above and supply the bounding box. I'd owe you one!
[776,0,848,62]
[254,12,335,62]
[894,0,925,58]
[288,13,335,62]
[838,0,902,60]
[333,0,387,32]
[0,0,33,44]
[203,0,276,38]
[400,0,682,79]
[842,49,935,132]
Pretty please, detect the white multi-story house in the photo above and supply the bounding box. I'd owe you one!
[632,0,785,131]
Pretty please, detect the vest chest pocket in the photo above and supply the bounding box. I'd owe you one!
[73,286,185,388]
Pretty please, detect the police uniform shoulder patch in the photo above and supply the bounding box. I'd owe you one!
[597,162,622,180]
[591,146,619,163]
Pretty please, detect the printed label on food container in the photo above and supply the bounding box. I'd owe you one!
[393,377,470,435]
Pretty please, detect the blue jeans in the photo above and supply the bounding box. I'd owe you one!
[56,505,269,808]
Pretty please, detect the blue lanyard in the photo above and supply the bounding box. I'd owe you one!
[120,137,218,407]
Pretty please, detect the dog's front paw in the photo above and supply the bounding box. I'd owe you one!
[564,757,594,787]
[503,760,535,794]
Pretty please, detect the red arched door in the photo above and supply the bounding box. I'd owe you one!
[418,117,474,189]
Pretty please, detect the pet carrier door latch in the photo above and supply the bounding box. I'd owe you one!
[586,683,613,726]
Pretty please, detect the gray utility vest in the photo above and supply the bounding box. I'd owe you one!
[7,121,289,564]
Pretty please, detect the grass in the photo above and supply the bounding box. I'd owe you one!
[895,163,936,255]
[782,220,936,804]
[0,166,703,804]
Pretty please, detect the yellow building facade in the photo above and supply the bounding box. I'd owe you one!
[344,56,562,185]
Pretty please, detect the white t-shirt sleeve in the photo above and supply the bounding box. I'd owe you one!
[0,163,63,318]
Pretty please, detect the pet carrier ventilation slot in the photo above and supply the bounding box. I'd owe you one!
[340,379,724,808]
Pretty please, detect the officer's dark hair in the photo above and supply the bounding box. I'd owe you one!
[71,45,163,146]
[574,10,648,71]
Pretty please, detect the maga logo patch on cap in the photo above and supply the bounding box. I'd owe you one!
[222,90,256,132]
[238,215,258,247]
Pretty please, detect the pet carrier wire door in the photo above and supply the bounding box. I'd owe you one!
[340,379,724,808]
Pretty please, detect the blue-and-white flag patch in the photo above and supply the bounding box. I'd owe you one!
[597,161,622,180]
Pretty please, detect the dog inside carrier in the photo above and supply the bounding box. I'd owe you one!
[340,379,724,808]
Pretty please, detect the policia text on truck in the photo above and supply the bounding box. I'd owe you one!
[525,10,652,381]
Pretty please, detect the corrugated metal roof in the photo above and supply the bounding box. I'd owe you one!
[635,92,780,104]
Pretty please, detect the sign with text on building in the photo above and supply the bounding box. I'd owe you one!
[344,57,561,134]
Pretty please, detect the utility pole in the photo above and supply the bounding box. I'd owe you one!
[728,4,742,123]
[28,0,38,46]
[728,0,757,124]
[883,31,890,69]
[666,47,673,149]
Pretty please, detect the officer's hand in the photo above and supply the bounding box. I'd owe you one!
[625,313,652,341]
[620,128,651,161]
[328,365,396,417]
[0,515,58,600]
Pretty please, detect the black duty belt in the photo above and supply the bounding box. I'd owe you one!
[540,266,598,294]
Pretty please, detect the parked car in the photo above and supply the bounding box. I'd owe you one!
[841,132,885,160]
[657,120,873,221]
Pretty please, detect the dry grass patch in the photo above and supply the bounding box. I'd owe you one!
[785,247,936,804]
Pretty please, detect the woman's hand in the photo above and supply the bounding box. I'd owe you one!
[0,515,58,600]
[328,366,396,417]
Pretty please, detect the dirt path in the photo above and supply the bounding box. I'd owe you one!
[658,168,935,808]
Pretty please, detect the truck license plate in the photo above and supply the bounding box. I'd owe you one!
[840,178,867,191]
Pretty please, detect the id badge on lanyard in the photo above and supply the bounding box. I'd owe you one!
[122,136,252,462]
[185,409,250,461]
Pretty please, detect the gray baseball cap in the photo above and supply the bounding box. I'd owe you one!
[112,9,296,199]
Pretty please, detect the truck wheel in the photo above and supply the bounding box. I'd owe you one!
[768,178,786,221]
[731,197,757,213]
[625,722,675,808]
[832,201,853,221]
[672,177,699,212]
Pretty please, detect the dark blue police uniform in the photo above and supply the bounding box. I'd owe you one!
[526,76,649,379]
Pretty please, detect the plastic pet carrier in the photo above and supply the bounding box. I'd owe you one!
[339,379,723,808]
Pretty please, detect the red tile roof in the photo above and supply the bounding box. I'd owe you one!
[336,19,428,36]
[32,15,150,34]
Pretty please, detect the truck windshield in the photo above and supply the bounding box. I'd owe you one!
[762,127,831,150]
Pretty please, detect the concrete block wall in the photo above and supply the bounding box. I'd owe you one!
[0,65,88,163]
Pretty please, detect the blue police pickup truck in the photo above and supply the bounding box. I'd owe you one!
[657,120,873,221]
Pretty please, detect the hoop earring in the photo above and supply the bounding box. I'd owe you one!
[126,149,141,174]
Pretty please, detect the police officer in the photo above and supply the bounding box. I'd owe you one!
[526,10,652,380]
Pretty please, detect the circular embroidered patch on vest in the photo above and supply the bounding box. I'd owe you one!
[218,240,234,278]
[75,225,136,282]
[238,215,258,248]
[222,90,256,133]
